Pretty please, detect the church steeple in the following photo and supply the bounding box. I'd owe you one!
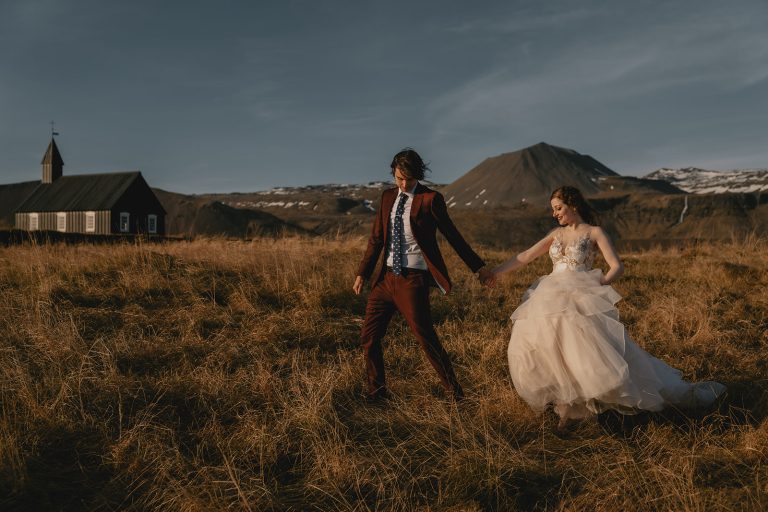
[42,138,64,183]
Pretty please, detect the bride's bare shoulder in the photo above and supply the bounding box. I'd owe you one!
[547,227,562,238]
[588,225,612,242]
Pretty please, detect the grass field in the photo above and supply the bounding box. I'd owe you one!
[0,236,766,511]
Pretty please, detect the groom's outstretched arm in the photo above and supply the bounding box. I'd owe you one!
[430,192,485,273]
[355,191,387,292]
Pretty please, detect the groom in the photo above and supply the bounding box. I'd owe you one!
[352,148,492,401]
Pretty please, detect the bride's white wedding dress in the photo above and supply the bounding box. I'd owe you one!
[507,232,725,420]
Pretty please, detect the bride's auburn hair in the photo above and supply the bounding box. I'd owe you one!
[550,186,599,225]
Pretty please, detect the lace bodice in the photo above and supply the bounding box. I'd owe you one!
[549,232,596,272]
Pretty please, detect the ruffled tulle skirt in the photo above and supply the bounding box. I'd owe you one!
[507,269,725,419]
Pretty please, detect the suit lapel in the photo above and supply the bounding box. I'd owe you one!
[382,188,396,239]
[410,182,424,222]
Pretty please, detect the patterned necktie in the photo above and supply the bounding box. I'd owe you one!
[391,193,408,276]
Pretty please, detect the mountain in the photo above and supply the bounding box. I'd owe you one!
[592,175,684,196]
[592,192,768,241]
[190,201,306,237]
[644,168,768,194]
[156,182,393,236]
[199,182,388,215]
[441,142,619,209]
[153,188,307,237]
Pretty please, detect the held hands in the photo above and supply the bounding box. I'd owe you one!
[478,266,497,288]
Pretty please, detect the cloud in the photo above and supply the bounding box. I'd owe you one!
[220,81,295,120]
[2,0,64,26]
[427,4,768,140]
[446,6,596,35]
[425,47,656,139]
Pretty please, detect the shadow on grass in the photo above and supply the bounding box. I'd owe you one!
[115,342,212,377]
[597,379,768,438]
[472,468,566,512]
[326,387,565,511]
[320,290,367,316]
[0,424,127,512]
[50,287,125,309]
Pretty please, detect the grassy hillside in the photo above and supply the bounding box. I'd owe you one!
[150,182,768,247]
[0,237,766,510]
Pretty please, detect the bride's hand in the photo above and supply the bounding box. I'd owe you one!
[478,267,496,287]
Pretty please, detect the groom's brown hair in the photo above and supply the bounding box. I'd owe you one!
[390,148,430,180]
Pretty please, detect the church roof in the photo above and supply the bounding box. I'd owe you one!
[41,138,64,166]
[0,181,41,225]
[15,171,150,212]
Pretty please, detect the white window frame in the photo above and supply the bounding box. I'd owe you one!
[147,214,157,234]
[85,211,96,233]
[29,213,39,231]
[120,212,130,233]
[56,212,67,232]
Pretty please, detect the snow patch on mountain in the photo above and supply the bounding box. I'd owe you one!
[644,167,768,194]
[257,181,393,195]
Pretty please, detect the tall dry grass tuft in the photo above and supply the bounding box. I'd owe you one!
[0,235,766,510]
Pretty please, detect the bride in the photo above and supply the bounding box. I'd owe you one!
[488,186,725,431]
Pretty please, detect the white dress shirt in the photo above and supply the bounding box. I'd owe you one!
[385,184,428,270]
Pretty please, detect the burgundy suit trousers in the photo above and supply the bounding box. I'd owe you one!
[360,269,463,398]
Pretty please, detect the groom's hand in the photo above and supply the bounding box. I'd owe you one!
[353,276,365,295]
[478,266,496,287]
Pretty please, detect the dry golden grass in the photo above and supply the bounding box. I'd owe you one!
[0,235,767,511]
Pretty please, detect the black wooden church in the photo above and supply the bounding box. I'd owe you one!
[14,139,166,235]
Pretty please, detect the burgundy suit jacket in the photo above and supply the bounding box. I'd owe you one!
[356,183,485,294]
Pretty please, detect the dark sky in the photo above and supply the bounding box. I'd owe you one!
[1,0,766,193]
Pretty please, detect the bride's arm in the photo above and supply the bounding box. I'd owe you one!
[491,232,555,277]
[592,227,624,285]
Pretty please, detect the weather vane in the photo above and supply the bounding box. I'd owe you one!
[50,121,59,137]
